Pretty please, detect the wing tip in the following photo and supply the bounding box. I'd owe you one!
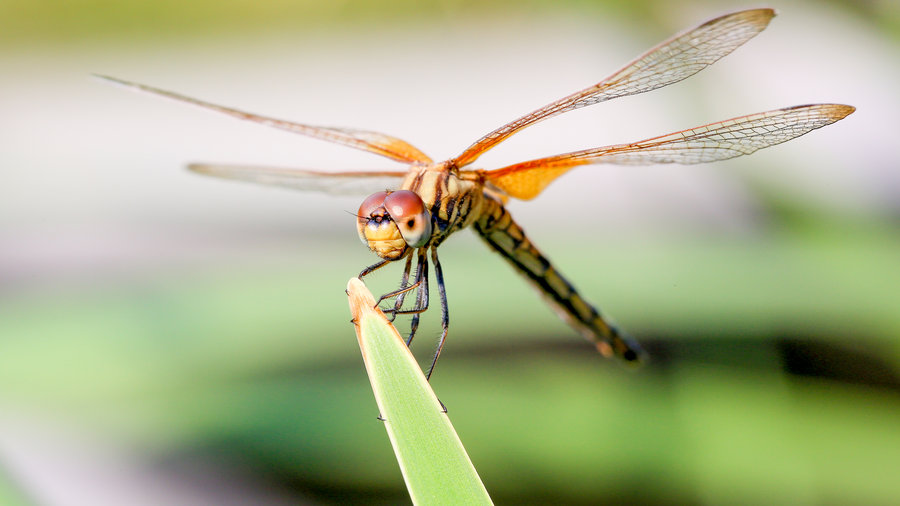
[708,7,776,28]
[186,163,209,174]
[785,103,856,122]
[741,7,776,21]
[833,104,857,119]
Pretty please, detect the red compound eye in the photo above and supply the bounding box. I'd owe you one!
[383,190,432,248]
[384,190,424,221]
[358,191,389,219]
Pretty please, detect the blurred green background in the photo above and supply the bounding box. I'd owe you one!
[1,0,898,504]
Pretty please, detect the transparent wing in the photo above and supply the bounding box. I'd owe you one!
[188,163,408,196]
[96,75,433,164]
[484,104,855,200]
[452,8,775,168]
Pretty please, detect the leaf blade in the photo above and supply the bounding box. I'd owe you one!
[347,278,492,505]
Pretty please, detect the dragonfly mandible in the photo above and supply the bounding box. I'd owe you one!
[99,8,853,378]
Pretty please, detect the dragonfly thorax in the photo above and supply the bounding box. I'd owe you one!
[357,190,433,260]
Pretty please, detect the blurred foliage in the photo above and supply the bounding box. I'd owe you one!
[2,211,899,504]
[1,0,898,49]
[0,469,29,506]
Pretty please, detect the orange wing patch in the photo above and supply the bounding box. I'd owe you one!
[482,161,588,200]
[484,103,854,200]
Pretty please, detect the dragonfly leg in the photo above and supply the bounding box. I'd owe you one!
[425,247,449,380]
[360,249,433,350]
[387,255,415,322]
[406,315,420,346]
[358,259,391,279]
[381,251,429,316]
[378,282,420,307]
[405,249,429,346]
[369,250,429,346]
[378,279,421,311]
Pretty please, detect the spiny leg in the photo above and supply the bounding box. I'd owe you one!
[425,247,449,380]
[360,255,418,323]
[376,278,419,306]
[387,254,415,322]
[357,250,432,352]
[369,250,429,345]
[380,250,429,317]
[406,249,429,346]
[359,259,391,279]
[377,258,421,313]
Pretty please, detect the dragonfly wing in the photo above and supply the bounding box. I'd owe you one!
[188,164,408,196]
[96,75,433,164]
[452,8,775,167]
[484,104,855,200]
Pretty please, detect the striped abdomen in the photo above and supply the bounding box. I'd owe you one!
[473,197,642,363]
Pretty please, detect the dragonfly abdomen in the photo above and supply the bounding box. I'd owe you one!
[474,198,642,363]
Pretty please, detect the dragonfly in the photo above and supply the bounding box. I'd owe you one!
[99,8,853,378]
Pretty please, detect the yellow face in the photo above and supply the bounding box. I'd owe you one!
[357,190,432,260]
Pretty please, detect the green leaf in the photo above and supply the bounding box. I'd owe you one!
[347,278,493,506]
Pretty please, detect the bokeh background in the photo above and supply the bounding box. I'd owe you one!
[2,0,898,504]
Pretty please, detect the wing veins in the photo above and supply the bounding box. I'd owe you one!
[452,8,775,167]
[95,74,432,164]
[188,163,408,196]
[484,104,855,200]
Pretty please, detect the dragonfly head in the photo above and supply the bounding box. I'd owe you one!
[357,190,433,260]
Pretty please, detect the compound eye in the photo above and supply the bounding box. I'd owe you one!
[383,190,432,248]
[358,191,390,219]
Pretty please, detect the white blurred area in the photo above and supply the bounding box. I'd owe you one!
[1,2,894,291]
[0,2,896,504]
